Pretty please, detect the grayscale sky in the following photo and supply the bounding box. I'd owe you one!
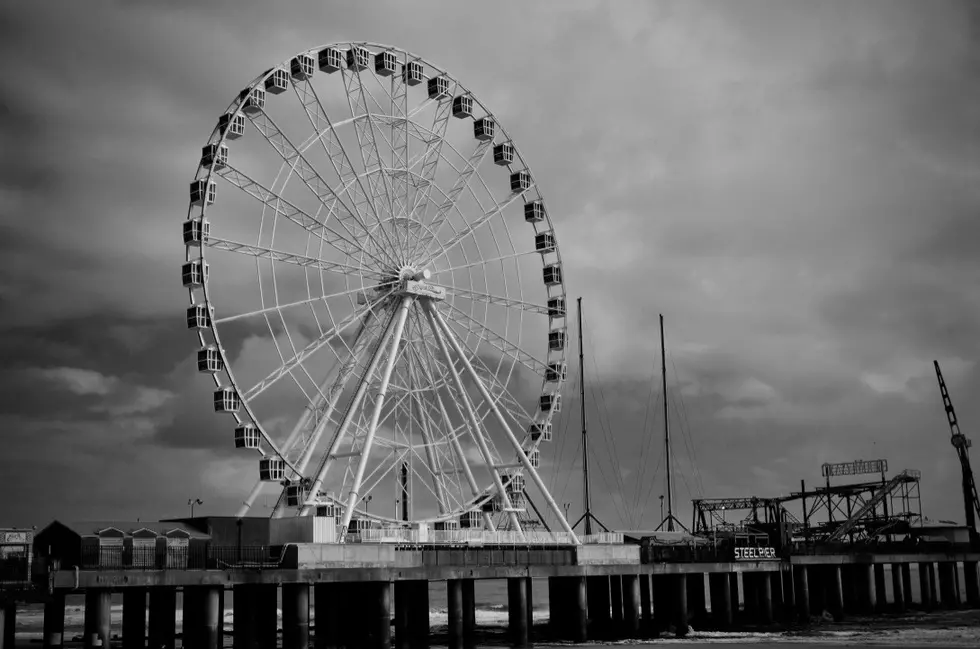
[1,0,978,531]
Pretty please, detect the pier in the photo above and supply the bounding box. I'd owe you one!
[3,521,980,649]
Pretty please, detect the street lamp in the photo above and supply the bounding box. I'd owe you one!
[188,498,203,517]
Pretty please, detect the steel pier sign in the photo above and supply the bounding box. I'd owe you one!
[734,546,778,560]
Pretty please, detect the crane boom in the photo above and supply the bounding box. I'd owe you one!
[933,360,980,543]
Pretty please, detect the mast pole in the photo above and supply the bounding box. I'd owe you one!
[578,298,593,536]
[661,313,675,531]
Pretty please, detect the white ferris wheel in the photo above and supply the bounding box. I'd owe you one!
[181,42,576,542]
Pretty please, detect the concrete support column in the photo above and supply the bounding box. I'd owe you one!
[182,587,200,649]
[122,588,147,649]
[364,582,392,649]
[781,566,796,624]
[461,579,476,649]
[568,576,587,643]
[688,574,707,624]
[282,584,310,649]
[183,586,222,649]
[0,600,15,649]
[901,563,913,606]
[918,562,935,610]
[234,584,259,649]
[407,580,429,649]
[507,578,529,648]
[808,568,824,616]
[964,562,980,608]
[742,573,758,620]
[827,565,844,622]
[448,580,464,649]
[622,574,640,638]
[769,572,784,622]
[256,585,278,649]
[84,589,112,649]
[861,565,877,613]
[674,574,689,637]
[148,587,177,649]
[794,566,810,625]
[708,573,733,628]
[586,576,610,638]
[44,592,66,649]
[639,574,652,637]
[891,563,906,613]
[313,583,340,649]
[609,575,623,635]
[939,562,959,609]
[729,572,740,622]
[524,578,533,643]
[393,582,411,649]
[873,564,888,612]
[759,572,774,624]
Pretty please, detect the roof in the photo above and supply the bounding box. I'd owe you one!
[616,530,710,545]
[44,521,209,539]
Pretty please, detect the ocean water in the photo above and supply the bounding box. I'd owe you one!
[8,566,980,647]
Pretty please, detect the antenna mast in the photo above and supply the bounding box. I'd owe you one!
[571,297,607,536]
[656,314,686,532]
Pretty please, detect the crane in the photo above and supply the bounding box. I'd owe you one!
[933,360,980,546]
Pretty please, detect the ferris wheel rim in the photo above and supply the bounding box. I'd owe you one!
[185,41,568,527]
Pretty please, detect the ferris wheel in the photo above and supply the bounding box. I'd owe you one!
[181,42,575,542]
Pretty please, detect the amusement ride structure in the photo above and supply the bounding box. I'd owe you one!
[181,43,575,542]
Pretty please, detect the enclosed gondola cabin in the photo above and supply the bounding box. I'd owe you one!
[524,200,545,223]
[540,393,561,413]
[318,47,344,73]
[503,471,525,495]
[197,346,223,373]
[493,142,514,166]
[428,75,450,100]
[186,304,211,330]
[190,180,216,206]
[181,260,208,288]
[459,510,482,529]
[548,330,566,351]
[347,46,370,71]
[285,483,307,507]
[264,68,290,95]
[315,503,339,518]
[375,50,397,76]
[547,297,566,318]
[182,218,210,247]
[474,117,494,141]
[259,457,285,482]
[239,88,265,116]
[218,112,245,140]
[452,95,473,118]
[528,449,541,468]
[213,387,240,413]
[542,264,562,287]
[481,496,502,513]
[234,423,260,449]
[547,363,567,383]
[402,60,423,86]
[529,422,553,442]
[510,170,532,193]
[535,231,556,253]
[290,54,316,80]
[199,144,228,169]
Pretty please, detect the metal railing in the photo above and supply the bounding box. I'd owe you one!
[347,529,623,546]
[76,545,283,571]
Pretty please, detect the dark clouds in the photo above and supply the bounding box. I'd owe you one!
[1,0,979,531]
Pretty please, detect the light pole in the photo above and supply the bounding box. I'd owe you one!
[188,498,203,517]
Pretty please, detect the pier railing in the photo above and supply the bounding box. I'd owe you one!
[78,545,283,571]
[350,529,623,546]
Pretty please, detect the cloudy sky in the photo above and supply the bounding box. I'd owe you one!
[2,0,979,534]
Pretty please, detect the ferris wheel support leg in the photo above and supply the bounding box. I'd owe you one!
[422,301,523,537]
[271,315,375,519]
[301,306,400,517]
[338,296,414,537]
[428,303,580,545]
[407,358,449,516]
[236,477,267,518]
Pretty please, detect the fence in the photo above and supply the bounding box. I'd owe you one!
[349,529,623,546]
[78,545,284,571]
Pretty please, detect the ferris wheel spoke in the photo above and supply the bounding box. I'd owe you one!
[408,140,492,262]
[440,302,547,376]
[427,302,579,541]
[242,298,390,403]
[422,300,522,534]
[432,249,537,276]
[206,236,383,280]
[421,188,529,269]
[213,282,391,325]
[341,66,406,261]
[213,164,384,266]
[290,77,400,267]
[244,109,395,268]
[436,283,552,317]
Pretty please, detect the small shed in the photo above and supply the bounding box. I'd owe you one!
[34,520,209,570]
